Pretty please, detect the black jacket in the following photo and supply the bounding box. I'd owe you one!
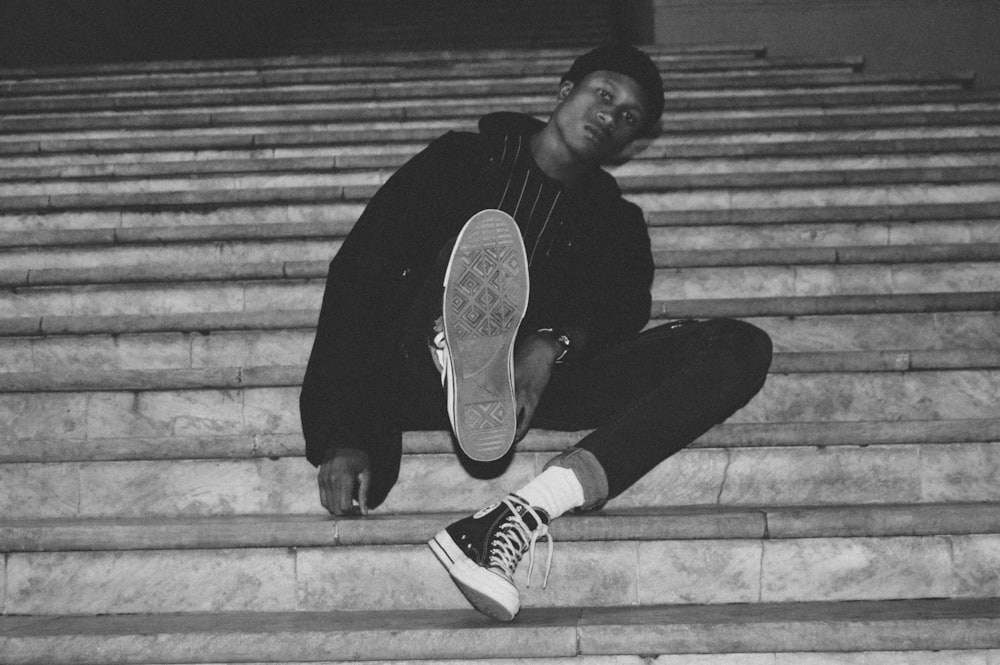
[300,112,654,507]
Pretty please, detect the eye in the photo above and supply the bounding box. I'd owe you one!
[624,112,637,126]
[597,88,611,100]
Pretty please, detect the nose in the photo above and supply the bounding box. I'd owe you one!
[596,111,614,129]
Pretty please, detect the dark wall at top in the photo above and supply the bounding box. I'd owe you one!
[652,0,1000,88]
[1,0,651,68]
[1,0,291,67]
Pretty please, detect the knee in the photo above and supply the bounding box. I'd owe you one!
[706,318,773,384]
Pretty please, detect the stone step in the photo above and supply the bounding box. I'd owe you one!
[2,312,997,377]
[1,599,995,663]
[633,182,1000,214]
[0,57,866,96]
[0,62,861,100]
[5,503,998,552]
[2,438,999,517]
[7,123,1000,160]
[6,166,1000,206]
[1,200,999,238]
[3,417,999,464]
[2,179,999,213]
[2,241,998,283]
[0,59,861,89]
[6,90,1000,134]
[5,152,1000,193]
[0,72,971,114]
[9,135,1000,176]
[647,201,1000,226]
[2,380,998,513]
[2,291,998,339]
[2,219,1000,262]
[2,262,998,318]
[0,43,770,79]
[1,507,998,615]
[5,347,1000,391]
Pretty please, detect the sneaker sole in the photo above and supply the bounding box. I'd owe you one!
[428,529,519,622]
[442,209,529,462]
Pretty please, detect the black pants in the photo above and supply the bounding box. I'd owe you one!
[397,314,773,504]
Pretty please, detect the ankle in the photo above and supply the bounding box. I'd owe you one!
[513,466,584,520]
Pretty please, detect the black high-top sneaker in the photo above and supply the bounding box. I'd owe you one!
[438,209,529,462]
[428,494,552,621]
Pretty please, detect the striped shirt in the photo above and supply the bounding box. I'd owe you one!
[494,133,565,266]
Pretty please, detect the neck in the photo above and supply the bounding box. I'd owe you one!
[529,127,589,187]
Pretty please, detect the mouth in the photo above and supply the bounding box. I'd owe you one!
[583,124,610,144]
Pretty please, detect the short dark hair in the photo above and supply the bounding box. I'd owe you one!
[561,43,665,132]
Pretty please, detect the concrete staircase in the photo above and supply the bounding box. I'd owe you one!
[1,44,999,663]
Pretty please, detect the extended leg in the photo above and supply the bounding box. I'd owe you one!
[534,318,773,506]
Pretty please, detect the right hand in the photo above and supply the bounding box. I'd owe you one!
[317,447,371,516]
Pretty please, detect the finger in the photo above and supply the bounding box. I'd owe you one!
[336,473,355,516]
[357,470,371,516]
[515,402,534,443]
[317,465,335,513]
[318,469,332,514]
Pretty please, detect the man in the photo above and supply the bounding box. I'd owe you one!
[300,43,773,622]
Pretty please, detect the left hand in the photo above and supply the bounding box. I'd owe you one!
[513,332,562,442]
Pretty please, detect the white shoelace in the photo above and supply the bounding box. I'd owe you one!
[488,496,554,589]
[431,331,449,384]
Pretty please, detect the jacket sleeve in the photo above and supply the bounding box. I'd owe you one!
[299,132,475,466]
[547,199,654,357]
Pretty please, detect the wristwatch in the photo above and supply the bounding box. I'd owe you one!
[537,328,571,363]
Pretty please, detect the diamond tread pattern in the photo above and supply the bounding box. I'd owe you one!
[443,209,529,461]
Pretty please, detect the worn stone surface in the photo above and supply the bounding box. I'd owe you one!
[0,608,580,662]
[652,263,1000,301]
[764,503,1000,539]
[519,541,638,609]
[890,219,1000,245]
[654,656,776,665]
[0,240,337,274]
[719,445,921,506]
[0,287,73,318]
[6,372,1000,447]
[25,332,184,372]
[5,548,297,614]
[0,463,79,519]
[243,386,301,435]
[85,389,244,439]
[604,449,730,508]
[244,329,313,366]
[578,598,1000,654]
[951,535,1000,599]
[761,536,956,602]
[379,453,538,514]
[637,540,763,604]
[775,652,992,664]
[296,545,467,611]
[750,312,1000,353]
[10,444,998,521]
[920,443,1000,502]
[191,329,312,368]
[109,332,192,370]
[244,280,324,311]
[653,222,890,250]
[77,457,314,518]
[70,283,248,317]
[0,338,32,372]
[737,371,1000,423]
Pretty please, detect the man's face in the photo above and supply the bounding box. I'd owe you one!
[551,70,650,164]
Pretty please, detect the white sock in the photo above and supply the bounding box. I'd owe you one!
[514,466,585,520]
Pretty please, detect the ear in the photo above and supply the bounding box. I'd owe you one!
[557,80,574,103]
